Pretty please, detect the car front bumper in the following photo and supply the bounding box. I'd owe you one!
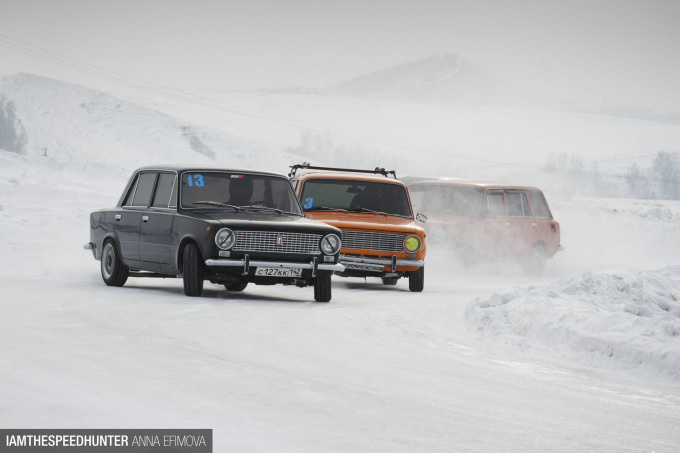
[205,257,344,277]
[339,254,424,273]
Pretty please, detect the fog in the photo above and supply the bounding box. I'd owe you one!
[1,0,680,113]
[2,66,680,451]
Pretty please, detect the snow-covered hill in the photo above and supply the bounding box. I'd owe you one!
[1,73,679,451]
[329,53,544,109]
[0,73,293,171]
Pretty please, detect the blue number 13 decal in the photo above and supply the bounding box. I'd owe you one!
[187,174,204,187]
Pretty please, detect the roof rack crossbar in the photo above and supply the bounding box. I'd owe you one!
[288,163,397,179]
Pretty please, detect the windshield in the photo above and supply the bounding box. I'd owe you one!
[300,179,413,217]
[409,184,483,215]
[180,171,302,215]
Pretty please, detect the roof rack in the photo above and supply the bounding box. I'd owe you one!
[288,162,397,179]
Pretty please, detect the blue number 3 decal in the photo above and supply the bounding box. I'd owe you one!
[304,197,313,209]
[187,174,204,187]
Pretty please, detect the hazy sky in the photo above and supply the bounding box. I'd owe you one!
[1,0,679,111]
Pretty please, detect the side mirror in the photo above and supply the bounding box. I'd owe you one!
[416,213,427,223]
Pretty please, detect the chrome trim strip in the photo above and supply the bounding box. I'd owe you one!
[340,255,424,268]
[205,259,344,272]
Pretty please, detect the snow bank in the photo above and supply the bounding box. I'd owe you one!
[466,267,680,378]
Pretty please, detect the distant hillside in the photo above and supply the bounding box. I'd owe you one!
[328,53,545,109]
[0,72,289,171]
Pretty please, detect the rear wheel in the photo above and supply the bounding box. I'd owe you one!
[183,243,204,297]
[225,281,248,292]
[522,243,546,275]
[409,267,425,292]
[101,240,128,287]
[314,274,332,302]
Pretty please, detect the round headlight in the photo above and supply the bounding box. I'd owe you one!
[215,228,235,250]
[320,234,341,255]
[403,235,422,253]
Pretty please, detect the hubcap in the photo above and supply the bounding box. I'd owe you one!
[102,244,114,279]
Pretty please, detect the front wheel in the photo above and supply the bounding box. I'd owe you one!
[183,243,204,297]
[409,267,424,292]
[314,274,332,302]
[101,240,128,287]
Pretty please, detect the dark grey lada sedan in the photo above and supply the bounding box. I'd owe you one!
[86,166,344,301]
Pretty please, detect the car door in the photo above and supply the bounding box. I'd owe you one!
[115,172,157,263]
[527,190,558,253]
[504,190,535,256]
[480,189,511,258]
[139,172,177,267]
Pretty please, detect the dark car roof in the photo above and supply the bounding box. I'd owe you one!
[134,165,286,178]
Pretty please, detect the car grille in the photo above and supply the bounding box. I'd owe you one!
[341,230,405,253]
[233,230,321,255]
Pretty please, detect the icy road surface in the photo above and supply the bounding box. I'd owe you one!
[2,262,679,452]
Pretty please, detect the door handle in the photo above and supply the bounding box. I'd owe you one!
[531,223,537,228]
[142,215,149,222]
[504,222,511,227]
[115,214,121,221]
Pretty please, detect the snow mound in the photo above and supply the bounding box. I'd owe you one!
[466,267,680,378]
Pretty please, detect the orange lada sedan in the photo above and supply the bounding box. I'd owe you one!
[290,164,426,292]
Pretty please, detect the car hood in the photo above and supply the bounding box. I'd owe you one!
[304,212,423,234]
[199,211,340,234]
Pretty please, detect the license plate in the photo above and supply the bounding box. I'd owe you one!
[343,262,385,272]
[255,267,302,277]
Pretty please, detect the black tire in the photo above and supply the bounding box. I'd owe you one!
[183,243,204,297]
[101,240,128,287]
[314,273,332,302]
[522,243,546,275]
[409,266,425,292]
[225,281,248,292]
[382,277,399,286]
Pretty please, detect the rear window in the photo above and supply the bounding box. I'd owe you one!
[529,191,551,218]
[506,191,531,217]
[124,172,157,207]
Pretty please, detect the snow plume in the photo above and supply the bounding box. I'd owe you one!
[466,267,680,379]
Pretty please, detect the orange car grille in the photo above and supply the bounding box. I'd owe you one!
[341,230,405,253]
[233,230,321,255]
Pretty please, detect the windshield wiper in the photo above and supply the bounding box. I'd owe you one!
[241,205,303,217]
[347,207,389,216]
[192,201,242,211]
[242,205,283,215]
[305,206,348,213]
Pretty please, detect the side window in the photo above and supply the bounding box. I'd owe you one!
[506,191,531,217]
[529,191,551,218]
[122,175,139,207]
[131,172,157,207]
[152,173,177,208]
[485,190,505,217]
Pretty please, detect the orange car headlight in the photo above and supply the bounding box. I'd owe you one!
[404,235,422,253]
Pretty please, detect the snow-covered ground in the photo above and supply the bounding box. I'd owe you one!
[1,73,680,451]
